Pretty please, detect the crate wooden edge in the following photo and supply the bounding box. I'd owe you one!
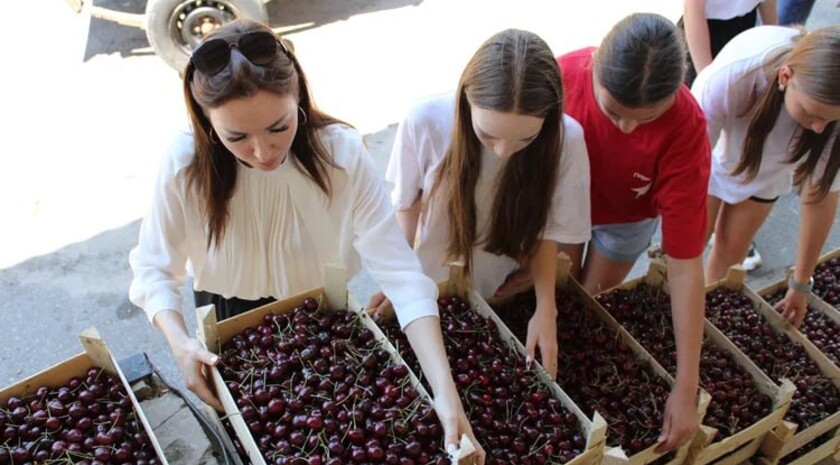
[487,257,708,465]
[196,267,477,465]
[816,248,840,268]
[597,263,794,465]
[0,328,170,465]
[371,261,607,465]
[757,278,840,335]
[710,268,840,459]
[755,427,840,465]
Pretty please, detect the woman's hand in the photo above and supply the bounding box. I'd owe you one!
[526,303,559,379]
[655,384,699,453]
[434,383,486,464]
[776,287,808,327]
[169,334,224,411]
[368,291,392,321]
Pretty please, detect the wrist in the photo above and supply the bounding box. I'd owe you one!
[788,275,814,294]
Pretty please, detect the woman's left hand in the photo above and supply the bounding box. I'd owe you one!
[526,303,559,379]
[434,383,486,464]
[368,291,392,321]
[775,287,808,327]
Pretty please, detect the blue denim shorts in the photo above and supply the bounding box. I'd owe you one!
[591,218,661,263]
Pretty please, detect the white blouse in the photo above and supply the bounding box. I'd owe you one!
[703,0,764,20]
[387,93,592,298]
[692,26,840,204]
[129,124,439,329]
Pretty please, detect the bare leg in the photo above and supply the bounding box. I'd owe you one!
[705,196,723,245]
[580,244,637,295]
[705,199,775,283]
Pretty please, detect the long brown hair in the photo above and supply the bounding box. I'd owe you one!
[183,19,342,248]
[734,26,840,200]
[432,29,564,274]
[594,13,686,107]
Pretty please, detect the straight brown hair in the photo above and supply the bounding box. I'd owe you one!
[182,19,342,248]
[734,26,840,200]
[432,29,564,275]
[594,13,686,107]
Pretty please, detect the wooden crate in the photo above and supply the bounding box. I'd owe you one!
[197,266,477,465]
[0,328,169,464]
[486,256,709,465]
[757,277,840,371]
[706,272,840,465]
[597,262,796,465]
[373,262,608,465]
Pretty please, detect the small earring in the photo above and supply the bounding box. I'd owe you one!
[778,83,786,92]
[298,107,308,125]
[209,128,220,144]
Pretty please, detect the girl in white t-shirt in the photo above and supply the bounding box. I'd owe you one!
[693,25,840,326]
[384,29,592,379]
[129,20,484,460]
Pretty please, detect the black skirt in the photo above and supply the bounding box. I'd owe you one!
[194,290,277,321]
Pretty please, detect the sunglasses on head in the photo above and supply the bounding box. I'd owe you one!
[190,30,289,76]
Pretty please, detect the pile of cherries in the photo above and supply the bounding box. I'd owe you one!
[597,285,773,439]
[705,288,840,429]
[491,289,671,456]
[217,297,449,465]
[377,296,584,465]
[0,367,159,465]
[813,257,840,307]
[763,289,840,368]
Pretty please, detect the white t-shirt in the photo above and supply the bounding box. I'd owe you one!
[692,26,840,204]
[129,124,439,329]
[386,93,592,298]
[704,0,763,20]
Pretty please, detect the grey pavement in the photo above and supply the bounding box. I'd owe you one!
[1,0,839,437]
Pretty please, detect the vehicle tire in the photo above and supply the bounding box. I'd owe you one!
[145,0,268,73]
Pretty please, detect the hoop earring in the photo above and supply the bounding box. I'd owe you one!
[298,107,308,125]
[209,128,220,144]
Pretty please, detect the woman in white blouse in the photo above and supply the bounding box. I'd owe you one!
[692,25,840,326]
[128,20,484,460]
[384,29,591,379]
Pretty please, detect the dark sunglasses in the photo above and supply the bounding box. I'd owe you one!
[190,31,289,76]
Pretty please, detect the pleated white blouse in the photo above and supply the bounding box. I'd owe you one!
[129,124,439,329]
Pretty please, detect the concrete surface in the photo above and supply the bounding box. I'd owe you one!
[1,1,839,459]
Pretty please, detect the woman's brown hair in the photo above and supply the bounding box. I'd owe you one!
[183,19,342,248]
[432,29,564,275]
[734,26,840,200]
[594,13,686,107]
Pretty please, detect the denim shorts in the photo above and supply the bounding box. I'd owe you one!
[591,218,661,263]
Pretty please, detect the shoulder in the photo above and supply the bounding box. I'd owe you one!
[160,129,196,180]
[669,86,708,127]
[314,123,366,169]
[559,114,590,174]
[402,92,457,135]
[558,47,595,72]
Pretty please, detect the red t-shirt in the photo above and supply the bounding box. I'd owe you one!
[558,48,710,259]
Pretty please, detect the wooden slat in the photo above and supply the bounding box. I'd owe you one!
[0,328,170,465]
[195,269,477,465]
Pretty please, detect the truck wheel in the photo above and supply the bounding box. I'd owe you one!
[145,0,268,73]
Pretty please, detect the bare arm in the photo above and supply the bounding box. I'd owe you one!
[656,256,704,451]
[153,309,224,411]
[758,0,778,25]
[404,316,485,462]
[395,197,422,247]
[527,240,560,378]
[779,187,839,326]
[684,0,713,73]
